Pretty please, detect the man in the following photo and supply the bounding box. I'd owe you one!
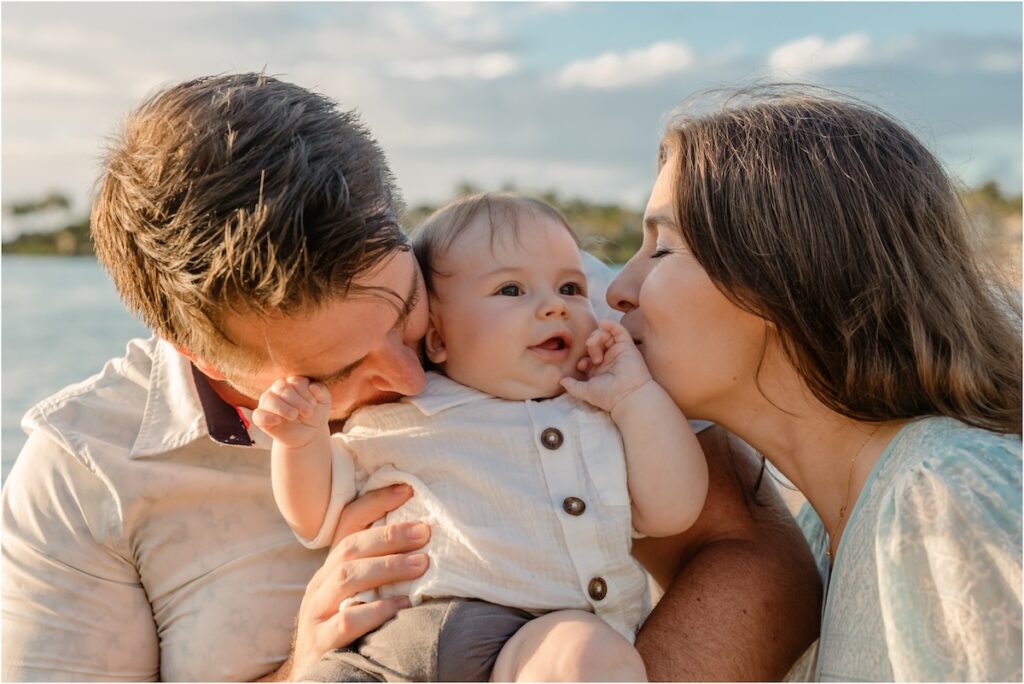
[1,73,820,681]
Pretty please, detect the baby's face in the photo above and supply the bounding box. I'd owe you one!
[426,212,598,400]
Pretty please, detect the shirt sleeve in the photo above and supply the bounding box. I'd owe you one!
[1,431,160,681]
[875,449,1022,681]
[295,436,358,549]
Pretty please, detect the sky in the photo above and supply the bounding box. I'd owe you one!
[2,1,1021,239]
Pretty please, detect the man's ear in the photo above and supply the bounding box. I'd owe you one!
[424,313,447,365]
[174,344,229,381]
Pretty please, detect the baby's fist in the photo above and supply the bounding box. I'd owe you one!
[252,376,332,448]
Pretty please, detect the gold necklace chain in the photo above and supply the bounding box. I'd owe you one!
[826,424,879,561]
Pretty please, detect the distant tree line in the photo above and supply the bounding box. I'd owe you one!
[3,182,1021,279]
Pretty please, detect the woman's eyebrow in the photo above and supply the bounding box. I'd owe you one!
[644,214,676,235]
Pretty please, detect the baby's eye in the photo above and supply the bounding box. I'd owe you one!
[498,284,522,296]
[559,283,584,296]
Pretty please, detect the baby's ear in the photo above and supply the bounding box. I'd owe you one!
[424,312,447,365]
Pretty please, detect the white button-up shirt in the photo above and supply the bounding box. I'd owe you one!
[2,336,326,681]
[309,372,651,643]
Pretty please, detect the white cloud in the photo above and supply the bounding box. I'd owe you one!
[2,59,110,97]
[391,52,519,81]
[557,41,694,90]
[979,50,1021,73]
[425,2,484,22]
[768,32,871,78]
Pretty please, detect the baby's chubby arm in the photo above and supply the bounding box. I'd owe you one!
[252,377,335,542]
[561,320,709,537]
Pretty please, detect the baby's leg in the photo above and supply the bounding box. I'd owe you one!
[491,610,647,682]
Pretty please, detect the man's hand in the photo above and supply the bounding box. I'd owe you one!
[260,484,431,681]
[560,320,652,413]
[253,377,332,450]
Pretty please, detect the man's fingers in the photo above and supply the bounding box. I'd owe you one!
[318,597,412,652]
[310,553,429,619]
[336,484,414,539]
[336,521,431,562]
[306,486,418,594]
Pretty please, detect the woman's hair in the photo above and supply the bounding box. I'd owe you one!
[411,192,580,298]
[662,84,1022,435]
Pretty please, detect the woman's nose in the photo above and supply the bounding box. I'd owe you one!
[607,260,641,313]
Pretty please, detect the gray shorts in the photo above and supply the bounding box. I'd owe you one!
[300,598,535,682]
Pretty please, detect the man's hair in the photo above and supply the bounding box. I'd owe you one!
[662,84,1022,434]
[411,192,580,298]
[91,72,408,371]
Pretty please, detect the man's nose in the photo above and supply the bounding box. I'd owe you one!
[370,337,426,396]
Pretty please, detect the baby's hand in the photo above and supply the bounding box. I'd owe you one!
[560,319,652,414]
[252,376,332,449]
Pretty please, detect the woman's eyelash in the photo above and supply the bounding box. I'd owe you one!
[651,247,673,258]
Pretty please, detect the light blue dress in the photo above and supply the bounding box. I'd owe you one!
[786,417,1022,681]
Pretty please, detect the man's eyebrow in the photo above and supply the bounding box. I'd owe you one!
[307,357,364,387]
[394,265,422,326]
[307,267,421,387]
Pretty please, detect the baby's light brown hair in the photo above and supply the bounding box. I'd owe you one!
[411,192,581,298]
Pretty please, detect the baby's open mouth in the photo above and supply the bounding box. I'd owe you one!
[536,336,567,351]
[530,333,571,354]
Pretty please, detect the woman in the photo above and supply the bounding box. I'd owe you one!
[608,85,1022,681]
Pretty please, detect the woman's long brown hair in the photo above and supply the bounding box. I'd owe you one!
[663,84,1021,435]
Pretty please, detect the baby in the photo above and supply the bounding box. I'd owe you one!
[253,193,709,682]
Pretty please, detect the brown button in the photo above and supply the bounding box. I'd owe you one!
[562,497,586,516]
[588,577,607,601]
[540,427,564,450]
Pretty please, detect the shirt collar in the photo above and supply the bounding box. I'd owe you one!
[404,372,490,416]
[128,338,255,458]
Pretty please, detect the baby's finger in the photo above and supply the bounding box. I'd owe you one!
[251,408,282,429]
[259,392,300,421]
[560,376,586,399]
[576,356,593,373]
[309,382,333,406]
[599,319,632,346]
[286,376,316,405]
[277,385,316,417]
[585,329,611,365]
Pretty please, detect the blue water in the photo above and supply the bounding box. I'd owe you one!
[2,256,150,479]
